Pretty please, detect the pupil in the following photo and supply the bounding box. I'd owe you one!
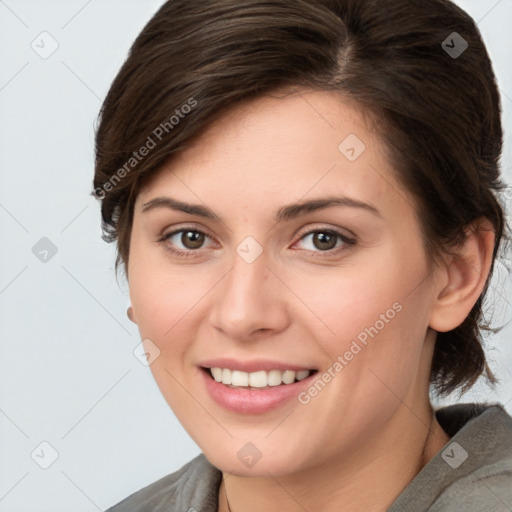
[183,231,204,249]
[315,232,336,250]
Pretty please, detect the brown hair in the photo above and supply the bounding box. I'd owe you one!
[93,0,508,396]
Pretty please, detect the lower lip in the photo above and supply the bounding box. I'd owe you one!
[200,368,316,414]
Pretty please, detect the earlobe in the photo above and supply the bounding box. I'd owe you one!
[429,219,495,333]
[127,306,137,324]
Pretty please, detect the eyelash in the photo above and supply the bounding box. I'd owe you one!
[157,224,356,260]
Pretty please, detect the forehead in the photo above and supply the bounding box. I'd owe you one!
[136,89,411,222]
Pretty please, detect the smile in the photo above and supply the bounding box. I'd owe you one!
[199,364,319,414]
[208,367,313,388]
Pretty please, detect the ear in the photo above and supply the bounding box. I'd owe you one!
[429,218,495,332]
[127,305,137,324]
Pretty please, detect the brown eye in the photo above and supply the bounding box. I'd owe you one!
[180,230,205,249]
[158,228,214,258]
[311,232,338,251]
[294,228,356,256]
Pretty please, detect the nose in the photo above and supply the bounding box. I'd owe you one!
[209,243,290,341]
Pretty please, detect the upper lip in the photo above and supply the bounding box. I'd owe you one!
[199,358,316,373]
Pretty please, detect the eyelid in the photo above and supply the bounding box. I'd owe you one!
[294,223,356,242]
[161,222,213,238]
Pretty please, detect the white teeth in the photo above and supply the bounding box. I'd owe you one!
[209,367,312,387]
[267,369,282,387]
[231,370,249,387]
[248,371,268,388]
[296,370,310,381]
[211,367,223,382]
[221,368,232,385]
[282,370,296,384]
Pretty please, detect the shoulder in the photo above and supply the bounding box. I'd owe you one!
[104,453,222,512]
[430,403,512,511]
[389,403,512,512]
[428,463,512,511]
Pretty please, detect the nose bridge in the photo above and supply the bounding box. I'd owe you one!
[224,238,270,308]
[211,236,283,336]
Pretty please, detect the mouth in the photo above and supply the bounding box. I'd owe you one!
[198,358,321,413]
[200,366,319,389]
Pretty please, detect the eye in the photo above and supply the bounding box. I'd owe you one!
[158,225,356,259]
[294,228,355,255]
[158,226,214,258]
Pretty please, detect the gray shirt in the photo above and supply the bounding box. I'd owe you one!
[105,403,512,511]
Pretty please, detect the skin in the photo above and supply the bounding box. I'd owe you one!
[126,88,495,512]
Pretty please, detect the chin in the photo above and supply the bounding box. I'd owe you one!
[200,439,313,478]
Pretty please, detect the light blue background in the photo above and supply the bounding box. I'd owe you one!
[0,1,511,510]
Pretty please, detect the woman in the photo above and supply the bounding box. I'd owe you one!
[93,0,512,510]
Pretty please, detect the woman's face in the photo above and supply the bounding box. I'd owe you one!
[128,89,443,476]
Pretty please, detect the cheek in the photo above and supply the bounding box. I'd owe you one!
[287,253,423,341]
[288,250,432,391]
[128,229,207,337]
[128,265,211,411]
[130,270,209,341]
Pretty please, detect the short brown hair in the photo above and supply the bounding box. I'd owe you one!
[93,0,508,396]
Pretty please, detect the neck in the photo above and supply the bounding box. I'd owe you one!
[218,405,450,512]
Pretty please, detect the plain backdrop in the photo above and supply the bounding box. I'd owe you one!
[0,1,511,510]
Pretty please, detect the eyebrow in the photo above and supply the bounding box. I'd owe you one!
[141,195,381,223]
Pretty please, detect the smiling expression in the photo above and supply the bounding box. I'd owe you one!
[127,88,443,476]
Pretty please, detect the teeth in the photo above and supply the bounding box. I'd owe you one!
[249,371,267,388]
[221,368,232,385]
[209,368,312,388]
[211,367,223,382]
[296,370,310,381]
[282,370,296,384]
[267,369,282,387]
[231,370,249,387]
